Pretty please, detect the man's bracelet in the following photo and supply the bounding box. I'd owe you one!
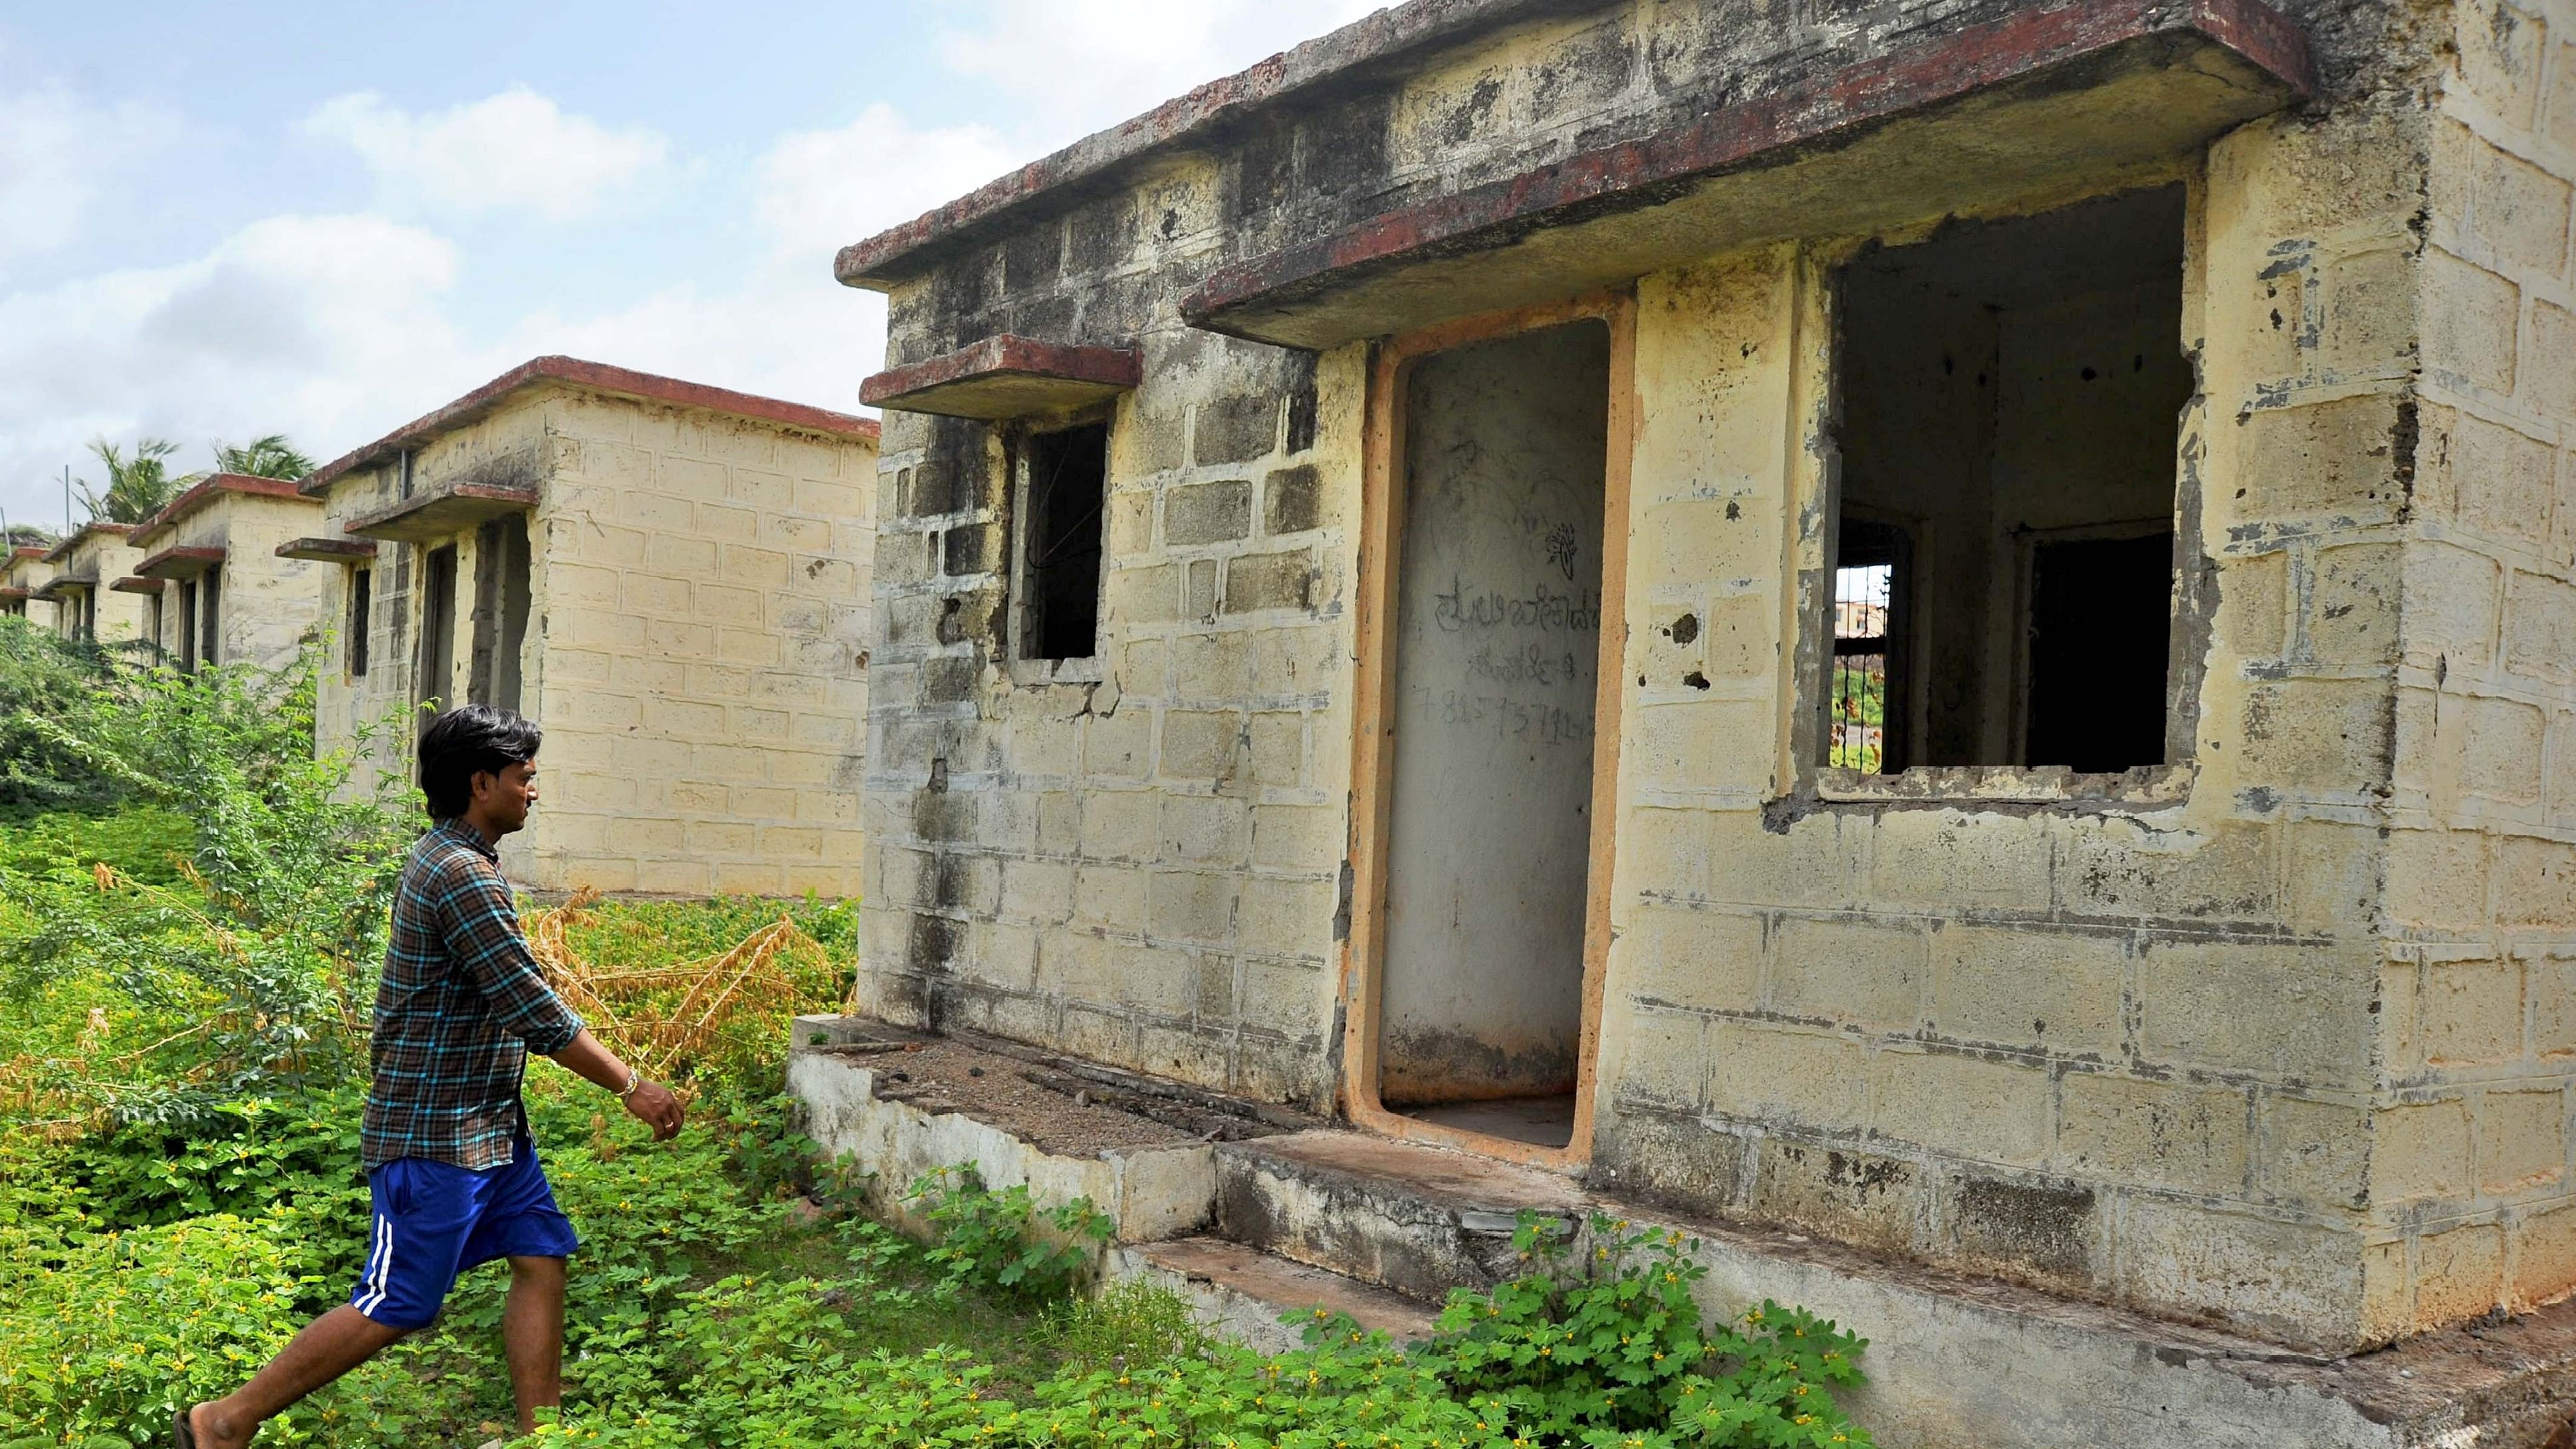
[617,1067,642,1101]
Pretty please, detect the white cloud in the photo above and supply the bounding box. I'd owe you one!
[0,1,1398,523]
[303,88,671,223]
[0,213,491,520]
[755,102,1023,265]
[936,0,1387,148]
[0,78,172,271]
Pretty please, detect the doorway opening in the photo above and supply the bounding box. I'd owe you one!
[1364,312,1619,1155]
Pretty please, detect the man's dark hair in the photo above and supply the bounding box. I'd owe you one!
[417,705,542,822]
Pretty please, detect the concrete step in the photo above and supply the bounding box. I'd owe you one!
[1116,1236,1440,1356]
[1213,1128,1588,1303]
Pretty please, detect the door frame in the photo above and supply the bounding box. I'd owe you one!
[1338,290,1637,1171]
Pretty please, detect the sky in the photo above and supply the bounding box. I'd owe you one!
[0,0,1381,532]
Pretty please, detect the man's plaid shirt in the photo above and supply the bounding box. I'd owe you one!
[361,818,585,1171]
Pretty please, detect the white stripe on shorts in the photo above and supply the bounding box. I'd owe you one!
[354,1213,395,1317]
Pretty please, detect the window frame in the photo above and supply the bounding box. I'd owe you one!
[347,566,372,679]
[1799,183,2205,809]
[1003,413,1113,687]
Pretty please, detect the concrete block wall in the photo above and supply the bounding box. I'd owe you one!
[49,528,148,645]
[140,490,329,670]
[2361,0,2576,1338]
[314,383,876,896]
[858,337,1362,1107]
[846,0,2523,1354]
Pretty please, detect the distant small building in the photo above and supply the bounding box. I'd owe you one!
[0,546,55,623]
[123,473,327,671]
[303,356,881,897]
[36,524,146,644]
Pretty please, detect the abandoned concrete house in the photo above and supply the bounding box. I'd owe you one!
[1,545,55,622]
[121,472,327,671]
[302,356,881,897]
[813,0,2576,1438]
[36,523,147,645]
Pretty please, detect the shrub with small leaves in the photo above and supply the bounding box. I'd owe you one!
[1413,1212,1874,1448]
[909,1165,1114,1304]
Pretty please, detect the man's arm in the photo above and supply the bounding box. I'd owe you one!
[550,1028,684,1140]
[441,868,685,1139]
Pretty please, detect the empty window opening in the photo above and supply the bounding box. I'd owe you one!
[417,544,457,708]
[1828,185,2189,774]
[1018,422,1108,662]
[348,568,372,678]
[1379,317,1613,1151]
[176,581,197,671]
[1829,521,1911,772]
[469,514,530,710]
[148,593,165,661]
[198,566,221,668]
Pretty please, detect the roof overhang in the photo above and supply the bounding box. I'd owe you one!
[275,536,380,563]
[110,576,165,596]
[346,483,538,544]
[128,473,311,550]
[44,524,131,565]
[304,356,878,498]
[1181,0,2314,349]
[35,576,92,600]
[860,336,1145,420]
[136,545,225,580]
[0,587,29,602]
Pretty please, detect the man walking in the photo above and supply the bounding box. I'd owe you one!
[180,705,685,1448]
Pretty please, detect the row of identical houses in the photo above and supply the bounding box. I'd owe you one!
[11,358,879,899]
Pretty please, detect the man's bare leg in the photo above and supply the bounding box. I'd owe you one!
[187,1305,406,1448]
[501,1255,568,1434]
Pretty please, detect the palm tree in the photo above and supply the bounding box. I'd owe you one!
[211,433,313,480]
[76,437,181,524]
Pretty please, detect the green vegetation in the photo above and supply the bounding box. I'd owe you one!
[0,617,1878,1447]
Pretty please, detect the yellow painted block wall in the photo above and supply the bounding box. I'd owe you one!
[142,491,330,669]
[314,384,876,898]
[2363,0,2576,1338]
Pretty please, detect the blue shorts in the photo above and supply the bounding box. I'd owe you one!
[348,1135,579,1330]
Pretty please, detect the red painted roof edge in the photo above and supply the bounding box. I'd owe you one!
[833,0,1572,288]
[302,356,881,498]
[1181,0,2313,328]
[839,0,2310,292]
[128,473,312,548]
[43,522,133,563]
[860,336,1145,408]
[10,545,47,561]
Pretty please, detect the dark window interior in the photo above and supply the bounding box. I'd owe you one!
[469,514,530,709]
[417,545,457,707]
[349,568,372,678]
[198,566,221,667]
[1022,422,1108,662]
[1830,185,2189,773]
[2026,532,2174,772]
[176,581,197,670]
